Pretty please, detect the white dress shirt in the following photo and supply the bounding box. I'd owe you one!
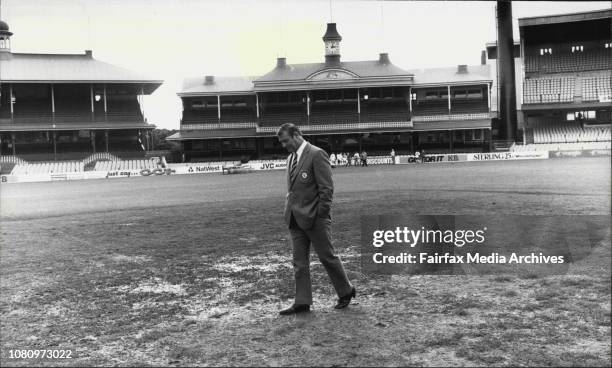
[294,140,307,163]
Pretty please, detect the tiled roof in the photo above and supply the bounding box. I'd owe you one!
[518,8,611,27]
[408,65,493,85]
[0,52,162,91]
[255,60,412,82]
[179,76,257,95]
[180,64,492,96]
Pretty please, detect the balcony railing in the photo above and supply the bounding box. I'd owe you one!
[256,121,413,133]
[181,122,258,130]
[412,112,492,122]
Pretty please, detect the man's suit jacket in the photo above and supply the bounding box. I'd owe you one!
[284,142,333,230]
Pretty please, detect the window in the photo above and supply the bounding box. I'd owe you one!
[574,110,596,120]
[539,48,553,55]
[410,93,417,101]
[605,43,611,48]
[571,45,584,53]
[566,112,575,121]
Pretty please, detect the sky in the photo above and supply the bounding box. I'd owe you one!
[1,0,610,129]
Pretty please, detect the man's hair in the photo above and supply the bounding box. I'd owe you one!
[276,123,302,137]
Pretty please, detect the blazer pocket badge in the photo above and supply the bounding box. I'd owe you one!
[299,171,309,181]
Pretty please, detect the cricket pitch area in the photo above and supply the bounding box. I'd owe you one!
[1,156,610,366]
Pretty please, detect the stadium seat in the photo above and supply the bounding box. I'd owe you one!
[523,76,575,104]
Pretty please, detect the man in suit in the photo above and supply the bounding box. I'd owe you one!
[276,123,355,315]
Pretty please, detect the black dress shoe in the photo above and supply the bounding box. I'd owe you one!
[279,304,310,315]
[334,286,356,309]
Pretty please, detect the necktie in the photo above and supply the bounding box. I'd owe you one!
[290,152,298,180]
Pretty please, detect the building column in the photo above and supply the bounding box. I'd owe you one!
[357,89,361,114]
[52,131,57,160]
[9,84,14,120]
[486,82,491,111]
[140,85,145,122]
[447,85,451,114]
[255,93,260,118]
[90,84,95,121]
[306,92,310,117]
[105,130,109,152]
[103,84,108,122]
[51,84,55,122]
[217,95,221,121]
[91,130,96,153]
[408,87,412,114]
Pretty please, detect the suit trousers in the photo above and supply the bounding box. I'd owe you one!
[289,214,353,305]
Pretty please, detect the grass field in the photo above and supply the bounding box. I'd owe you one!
[1,157,611,367]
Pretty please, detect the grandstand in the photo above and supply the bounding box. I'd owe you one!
[517,9,611,149]
[0,19,163,163]
[169,25,494,161]
[531,121,611,144]
[2,152,165,176]
[93,158,161,172]
[10,161,84,175]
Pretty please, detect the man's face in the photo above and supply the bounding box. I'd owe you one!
[278,131,300,153]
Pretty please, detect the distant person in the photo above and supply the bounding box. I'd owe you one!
[344,153,351,167]
[353,152,360,167]
[276,123,355,315]
[390,148,396,164]
[330,152,337,167]
[361,151,368,167]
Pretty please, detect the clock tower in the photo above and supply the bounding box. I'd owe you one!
[322,23,342,66]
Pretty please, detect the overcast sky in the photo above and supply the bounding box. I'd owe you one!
[2,0,609,129]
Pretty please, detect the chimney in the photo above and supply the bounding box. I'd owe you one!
[85,50,93,58]
[457,64,468,74]
[204,75,215,85]
[276,57,286,68]
[481,50,487,65]
[379,53,390,65]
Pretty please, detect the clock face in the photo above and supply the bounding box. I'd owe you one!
[325,40,340,55]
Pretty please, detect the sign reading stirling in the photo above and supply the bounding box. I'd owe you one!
[308,69,359,81]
